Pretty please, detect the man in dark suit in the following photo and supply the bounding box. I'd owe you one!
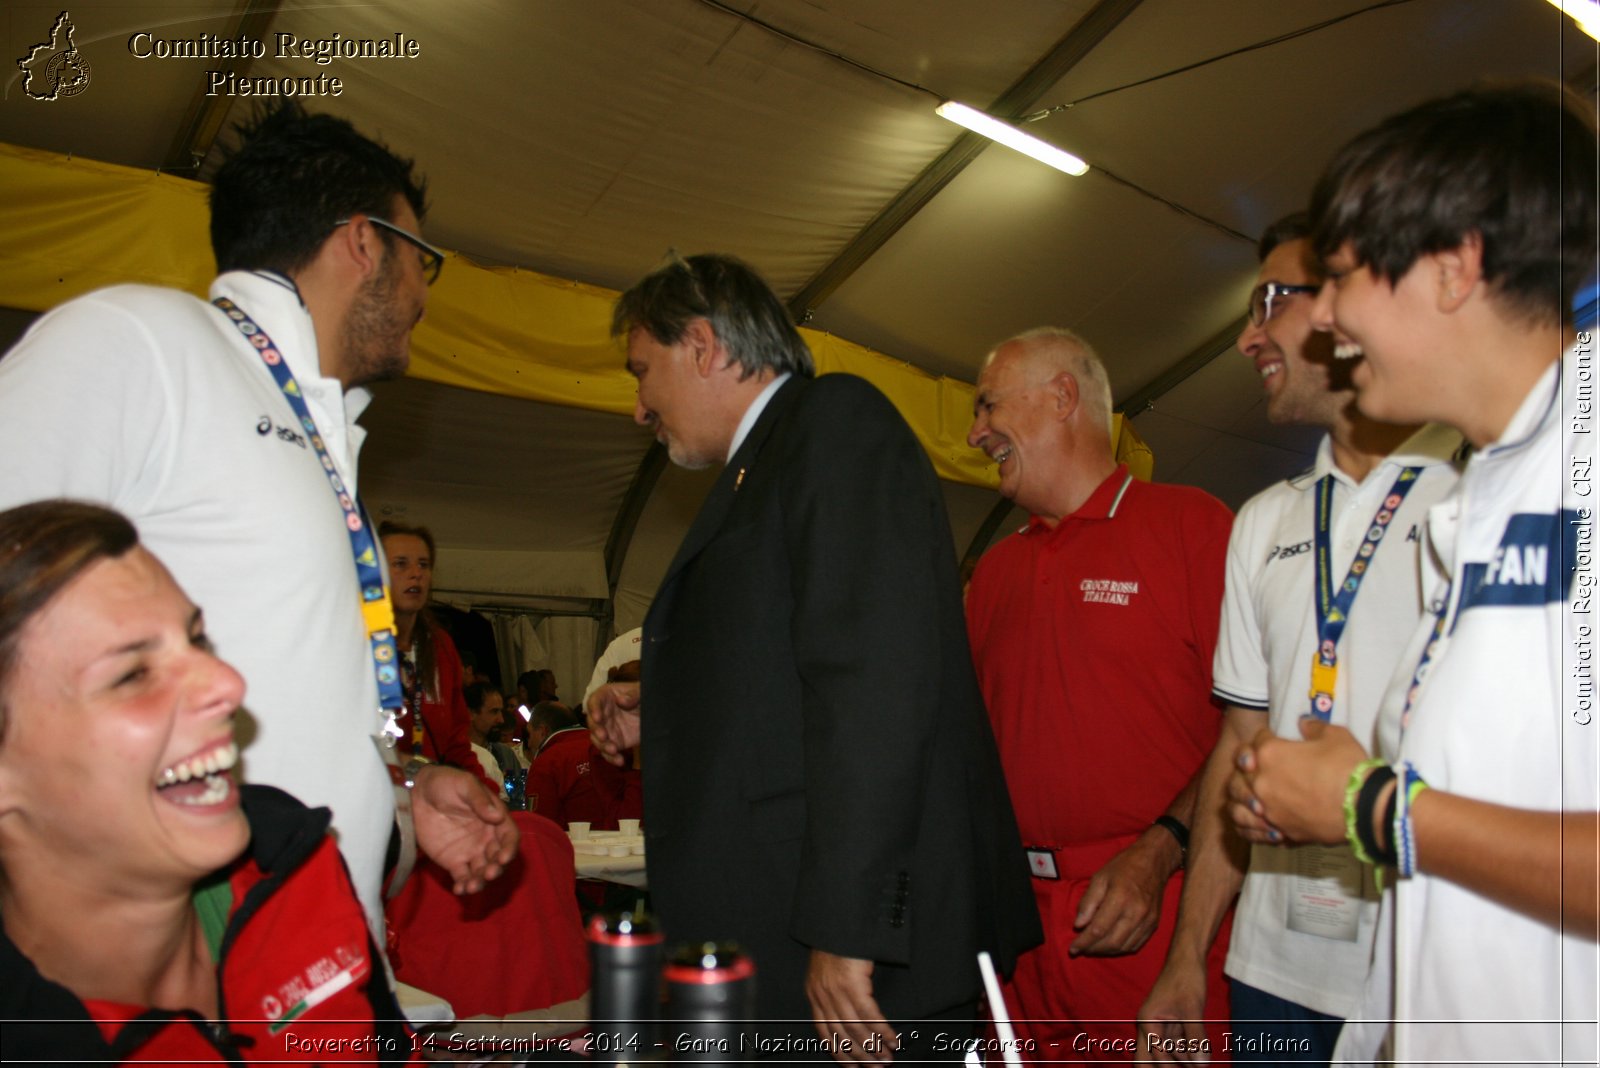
[588,254,1039,1061]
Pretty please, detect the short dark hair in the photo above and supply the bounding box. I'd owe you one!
[0,501,139,737]
[378,520,435,559]
[1311,80,1597,327]
[463,682,488,712]
[210,102,429,276]
[529,700,577,735]
[1258,211,1312,263]
[612,253,815,380]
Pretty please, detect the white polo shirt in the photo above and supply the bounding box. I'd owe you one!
[0,272,395,935]
[1339,344,1598,1066]
[1214,423,1461,1016]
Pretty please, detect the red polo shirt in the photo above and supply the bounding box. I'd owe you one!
[528,727,616,829]
[966,465,1231,851]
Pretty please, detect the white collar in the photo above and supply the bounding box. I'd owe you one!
[1383,422,1466,470]
[209,269,372,424]
[1483,350,1565,457]
[534,724,586,759]
[727,372,791,462]
[1296,422,1463,491]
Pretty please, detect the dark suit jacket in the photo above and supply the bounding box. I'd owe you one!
[641,373,1041,1024]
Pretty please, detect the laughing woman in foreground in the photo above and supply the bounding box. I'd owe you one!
[0,500,417,1064]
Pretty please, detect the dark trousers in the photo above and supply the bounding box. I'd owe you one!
[1229,980,1344,1067]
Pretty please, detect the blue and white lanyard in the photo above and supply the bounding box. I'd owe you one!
[1307,467,1422,720]
[1396,605,1449,740]
[213,296,406,721]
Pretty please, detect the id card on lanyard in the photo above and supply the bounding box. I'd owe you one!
[1289,467,1421,940]
[214,296,420,888]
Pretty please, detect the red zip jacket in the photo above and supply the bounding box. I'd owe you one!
[0,785,420,1064]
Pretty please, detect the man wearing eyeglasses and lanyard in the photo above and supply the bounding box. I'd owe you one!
[0,102,515,940]
[1137,214,1460,1065]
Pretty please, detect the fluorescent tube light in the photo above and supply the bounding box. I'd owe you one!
[936,101,1089,176]
[1545,0,1600,38]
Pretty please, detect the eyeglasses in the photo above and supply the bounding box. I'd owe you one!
[1248,282,1318,326]
[334,215,444,285]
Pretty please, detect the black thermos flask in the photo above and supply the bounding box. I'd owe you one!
[663,942,755,1061]
[587,910,664,1063]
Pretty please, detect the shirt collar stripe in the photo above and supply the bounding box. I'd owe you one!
[1106,472,1134,518]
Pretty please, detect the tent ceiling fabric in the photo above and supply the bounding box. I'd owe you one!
[362,377,648,558]
[0,0,1592,626]
[233,0,1104,300]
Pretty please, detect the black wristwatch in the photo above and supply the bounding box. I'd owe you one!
[1153,815,1190,863]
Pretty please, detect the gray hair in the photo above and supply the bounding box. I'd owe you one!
[611,252,815,380]
[999,326,1114,440]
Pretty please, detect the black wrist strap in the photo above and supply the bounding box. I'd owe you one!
[1354,765,1398,867]
[1378,774,1400,866]
[1153,815,1189,860]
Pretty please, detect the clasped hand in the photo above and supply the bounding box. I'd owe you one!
[1227,718,1368,846]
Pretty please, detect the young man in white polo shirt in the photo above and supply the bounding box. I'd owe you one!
[0,104,515,936]
[1138,214,1460,1064]
[1229,81,1597,1066]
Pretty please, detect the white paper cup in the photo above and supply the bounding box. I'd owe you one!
[618,818,641,835]
[568,821,591,839]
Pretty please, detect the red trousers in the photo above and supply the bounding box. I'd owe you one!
[1000,835,1232,1063]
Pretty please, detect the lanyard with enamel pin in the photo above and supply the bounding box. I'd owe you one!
[1285,465,1422,942]
[214,296,420,892]
[1307,467,1422,721]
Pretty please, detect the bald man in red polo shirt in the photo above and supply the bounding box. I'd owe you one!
[965,327,1233,1061]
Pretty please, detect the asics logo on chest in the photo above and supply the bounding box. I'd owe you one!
[1266,539,1313,563]
[255,414,307,449]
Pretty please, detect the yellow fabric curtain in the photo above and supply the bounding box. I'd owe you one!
[0,142,1151,487]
